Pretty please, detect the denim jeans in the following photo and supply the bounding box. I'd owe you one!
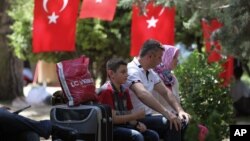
[113,125,159,141]
[138,115,182,141]
[0,108,51,139]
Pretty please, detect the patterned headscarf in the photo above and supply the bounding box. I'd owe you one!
[154,45,179,86]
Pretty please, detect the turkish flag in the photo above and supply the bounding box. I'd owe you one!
[79,0,117,21]
[201,19,223,63]
[219,56,234,86]
[201,18,233,86]
[130,3,175,56]
[32,0,79,53]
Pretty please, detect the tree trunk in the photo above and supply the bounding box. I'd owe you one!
[0,0,23,100]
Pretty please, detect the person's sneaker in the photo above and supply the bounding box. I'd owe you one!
[52,124,78,141]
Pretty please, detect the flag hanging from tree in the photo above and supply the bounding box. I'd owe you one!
[219,56,234,86]
[201,19,223,63]
[201,18,234,86]
[32,0,79,53]
[79,0,117,21]
[130,3,175,56]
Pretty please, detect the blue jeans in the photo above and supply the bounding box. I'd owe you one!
[113,125,159,141]
[138,115,182,141]
[0,108,51,139]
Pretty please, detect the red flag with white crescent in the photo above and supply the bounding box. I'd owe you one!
[32,0,79,53]
[130,3,175,56]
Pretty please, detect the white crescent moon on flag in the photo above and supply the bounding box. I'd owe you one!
[159,7,165,16]
[43,0,49,13]
[43,0,68,13]
[59,0,69,12]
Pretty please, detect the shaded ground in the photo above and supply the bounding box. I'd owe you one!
[11,97,51,120]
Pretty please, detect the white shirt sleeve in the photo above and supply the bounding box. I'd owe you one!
[126,67,142,87]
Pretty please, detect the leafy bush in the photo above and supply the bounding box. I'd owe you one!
[175,51,234,141]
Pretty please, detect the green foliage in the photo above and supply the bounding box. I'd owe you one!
[175,51,234,140]
[175,0,250,61]
[7,0,33,60]
[76,7,131,81]
[217,0,250,60]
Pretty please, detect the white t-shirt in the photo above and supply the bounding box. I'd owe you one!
[125,57,161,115]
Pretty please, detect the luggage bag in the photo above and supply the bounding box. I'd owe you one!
[50,104,112,141]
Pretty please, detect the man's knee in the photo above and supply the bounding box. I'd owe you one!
[131,130,144,141]
[145,130,160,141]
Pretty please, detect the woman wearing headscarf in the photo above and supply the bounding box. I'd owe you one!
[154,45,209,141]
[154,45,189,141]
[153,45,180,114]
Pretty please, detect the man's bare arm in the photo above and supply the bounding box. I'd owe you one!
[131,82,168,116]
[154,81,191,122]
[131,82,183,130]
[154,81,183,113]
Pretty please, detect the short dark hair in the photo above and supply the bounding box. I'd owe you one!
[233,58,243,79]
[106,58,127,72]
[234,66,243,79]
[139,39,164,57]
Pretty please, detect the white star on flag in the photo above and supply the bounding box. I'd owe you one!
[146,16,158,29]
[48,12,59,24]
[96,0,102,3]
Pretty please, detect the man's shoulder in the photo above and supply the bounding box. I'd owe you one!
[127,61,137,68]
[127,61,140,74]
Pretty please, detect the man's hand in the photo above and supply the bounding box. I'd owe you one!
[163,110,181,131]
[178,111,191,124]
[136,122,147,132]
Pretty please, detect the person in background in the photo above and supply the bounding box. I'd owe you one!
[98,58,159,141]
[229,59,250,116]
[125,39,190,141]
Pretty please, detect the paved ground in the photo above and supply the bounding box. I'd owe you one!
[11,98,51,120]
